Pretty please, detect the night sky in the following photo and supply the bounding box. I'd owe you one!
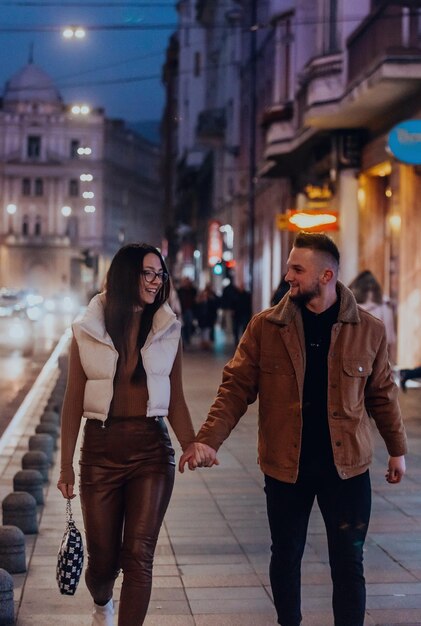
[0,1,178,123]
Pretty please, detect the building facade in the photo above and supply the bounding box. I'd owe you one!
[163,0,421,366]
[0,61,163,300]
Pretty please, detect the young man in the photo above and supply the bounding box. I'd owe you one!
[180,232,407,626]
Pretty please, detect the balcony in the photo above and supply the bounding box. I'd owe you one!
[343,1,421,126]
[196,108,226,145]
[262,102,296,161]
[176,147,209,188]
[303,1,421,129]
[3,233,71,247]
[298,52,344,128]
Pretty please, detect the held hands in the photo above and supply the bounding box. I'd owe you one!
[179,442,219,473]
[385,455,406,484]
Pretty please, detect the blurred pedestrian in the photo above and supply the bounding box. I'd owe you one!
[399,364,421,392]
[194,283,219,349]
[232,284,252,345]
[271,275,290,306]
[349,270,396,361]
[57,243,195,626]
[177,277,197,346]
[179,232,407,626]
[168,281,182,319]
[219,281,238,337]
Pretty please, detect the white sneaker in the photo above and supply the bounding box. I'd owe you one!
[91,598,114,626]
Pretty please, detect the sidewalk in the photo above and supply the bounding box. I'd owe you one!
[3,340,421,625]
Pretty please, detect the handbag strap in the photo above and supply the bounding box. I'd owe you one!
[66,498,74,525]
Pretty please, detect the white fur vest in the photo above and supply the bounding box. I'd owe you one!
[72,293,181,423]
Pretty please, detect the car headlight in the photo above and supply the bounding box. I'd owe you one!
[26,306,43,321]
[44,298,56,312]
[9,321,27,341]
[61,296,76,312]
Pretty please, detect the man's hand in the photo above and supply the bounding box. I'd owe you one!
[385,455,406,484]
[179,442,219,473]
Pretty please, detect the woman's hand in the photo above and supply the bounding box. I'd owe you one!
[57,479,76,499]
[179,442,219,473]
[57,466,76,499]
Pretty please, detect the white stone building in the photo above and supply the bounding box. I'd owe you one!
[0,61,163,299]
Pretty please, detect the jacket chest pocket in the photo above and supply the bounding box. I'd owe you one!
[343,359,372,378]
[341,358,373,413]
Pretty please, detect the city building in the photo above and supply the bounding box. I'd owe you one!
[163,0,421,366]
[0,60,163,300]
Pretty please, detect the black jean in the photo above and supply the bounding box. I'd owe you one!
[264,468,371,626]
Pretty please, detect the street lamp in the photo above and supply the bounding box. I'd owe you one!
[71,104,91,115]
[62,26,86,39]
[6,203,17,233]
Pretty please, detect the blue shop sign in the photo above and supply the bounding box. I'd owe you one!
[388,120,421,164]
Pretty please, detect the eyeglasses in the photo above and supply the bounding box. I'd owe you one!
[141,270,169,284]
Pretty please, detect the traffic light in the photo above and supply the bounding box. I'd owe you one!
[213,262,223,276]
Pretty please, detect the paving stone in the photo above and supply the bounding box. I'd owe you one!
[1,343,420,626]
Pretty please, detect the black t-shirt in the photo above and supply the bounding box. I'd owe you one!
[299,297,340,473]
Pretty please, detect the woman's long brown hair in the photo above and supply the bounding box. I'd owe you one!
[104,243,170,380]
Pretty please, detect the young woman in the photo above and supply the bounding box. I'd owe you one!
[57,243,196,626]
[349,269,396,362]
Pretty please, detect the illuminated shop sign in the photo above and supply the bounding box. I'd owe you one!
[276,210,339,232]
[207,220,223,266]
[388,120,421,165]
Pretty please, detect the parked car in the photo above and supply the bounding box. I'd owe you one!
[0,288,40,356]
[43,292,80,316]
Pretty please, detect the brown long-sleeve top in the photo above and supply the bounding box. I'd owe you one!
[59,312,195,485]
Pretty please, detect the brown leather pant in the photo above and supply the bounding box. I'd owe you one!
[79,415,175,626]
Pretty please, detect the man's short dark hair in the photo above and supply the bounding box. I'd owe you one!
[293,232,340,266]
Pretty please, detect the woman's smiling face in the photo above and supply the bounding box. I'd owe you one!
[139,252,165,306]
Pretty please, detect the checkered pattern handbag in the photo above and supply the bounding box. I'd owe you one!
[56,498,84,595]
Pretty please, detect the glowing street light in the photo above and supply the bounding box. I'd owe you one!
[62,26,86,39]
[71,104,91,115]
[6,203,17,214]
[84,205,96,213]
[77,147,92,156]
[80,173,93,182]
[61,206,72,217]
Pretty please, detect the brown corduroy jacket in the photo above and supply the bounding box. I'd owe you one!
[196,281,407,483]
